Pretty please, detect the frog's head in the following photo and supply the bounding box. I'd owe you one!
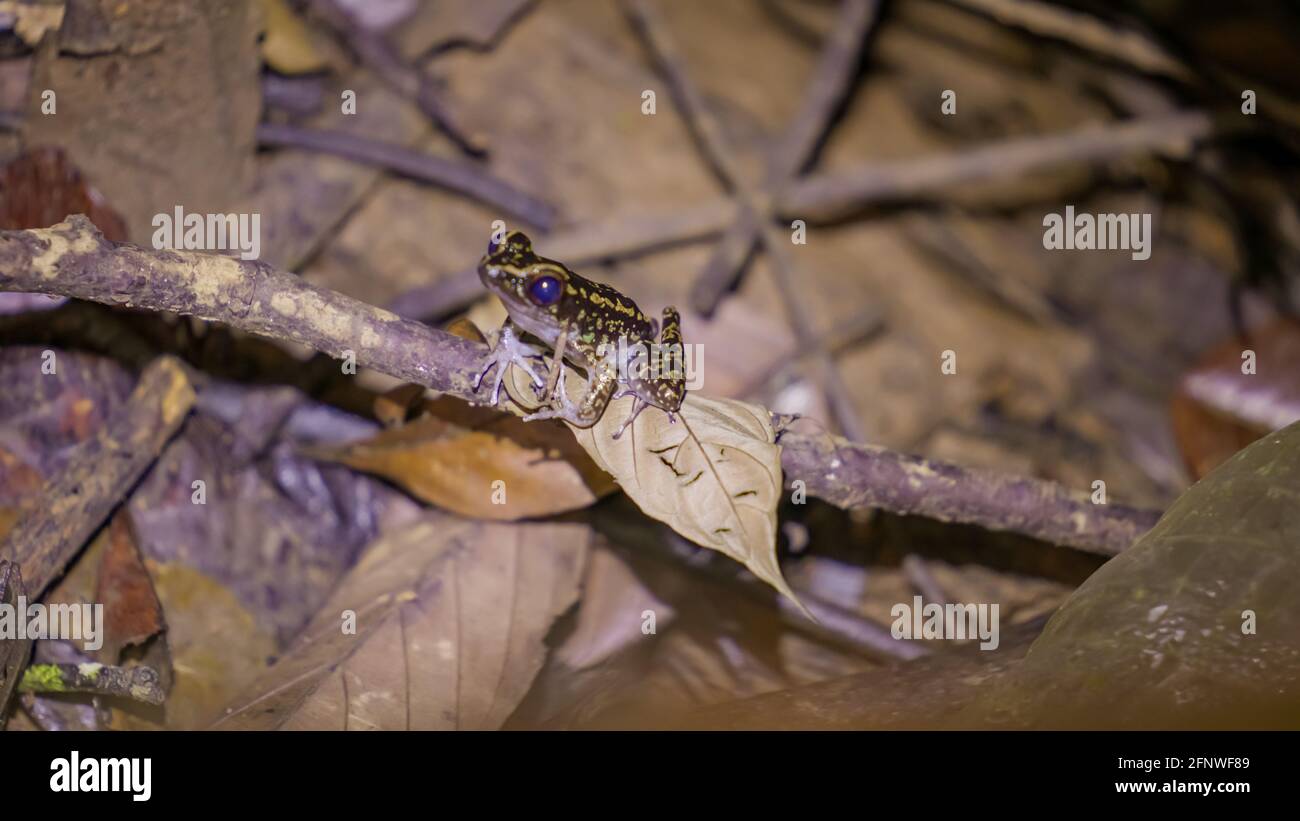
[478,230,569,320]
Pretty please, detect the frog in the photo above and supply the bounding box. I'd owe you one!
[473,230,687,437]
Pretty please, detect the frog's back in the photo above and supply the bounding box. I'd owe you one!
[561,272,655,342]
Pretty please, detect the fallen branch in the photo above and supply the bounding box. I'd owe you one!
[779,429,1161,555]
[256,123,556,230]
[308,0,487,156]
[0,560,31,722]
[0,217,1162,554]
[18,662,165,705]
[780,110,1213,220]
[0,353,195,597]
[941,0,1190,80]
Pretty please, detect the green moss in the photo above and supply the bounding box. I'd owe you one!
[19,663,66,692]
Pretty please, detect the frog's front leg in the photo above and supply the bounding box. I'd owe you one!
[523,355,618,428]
[473,318,547,406]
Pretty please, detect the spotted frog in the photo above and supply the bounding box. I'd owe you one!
[474,231,686,436]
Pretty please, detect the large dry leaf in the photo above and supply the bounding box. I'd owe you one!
[505,364,803,616]
[213,517,589,730]
[308,400,616,520]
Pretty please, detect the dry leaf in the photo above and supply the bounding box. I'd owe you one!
[213,517,589,730]
[0,147,129,240]
[258,0,329,75]
[504,362,805,616]
[373,382,428,427]
[309,399,616,520]
[127,561,277,730]
[94,513,167,664]
[554,546,674,670]
[444,316,488,344]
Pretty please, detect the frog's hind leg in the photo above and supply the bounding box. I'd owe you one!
[611,396,649,440]
[524,355,616,427]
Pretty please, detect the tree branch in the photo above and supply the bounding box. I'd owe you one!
[0,216,1161,554]
[19,662,165,705]
[779,429,1161,555]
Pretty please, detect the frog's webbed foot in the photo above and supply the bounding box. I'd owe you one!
[474,324,546,406]
[523,370,600,427]
[611,397,649,440]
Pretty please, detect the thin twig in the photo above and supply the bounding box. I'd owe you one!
[941,0,1190,80]
[309,0,487,155]
[624,0,878,439]
[18,663,165,705]
[686,0,879,313]
[760,221,871,441]
[622,0,749,187]
[0,354,196,597]
[0,217,1162,554]
[256,122,556,230]
[765,0,879,184]
[779,110,1213,219]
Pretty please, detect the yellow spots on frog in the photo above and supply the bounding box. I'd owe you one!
[586,290,640,318]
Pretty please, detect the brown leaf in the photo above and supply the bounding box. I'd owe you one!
[373,382,427,428]
[310,398,617,520]
[0,147,129,240]
[22,0,261,240]
[554,546,674,671]
[445,316,488,344]
[213,517,589,730]
[94,512,167,663]
[541,371,805,616]
[121,560,276,730]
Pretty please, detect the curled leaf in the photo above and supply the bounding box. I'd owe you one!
[518,363,805,616]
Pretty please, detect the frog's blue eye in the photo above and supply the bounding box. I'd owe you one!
[527,275,562,306]
[487,234,503,254]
